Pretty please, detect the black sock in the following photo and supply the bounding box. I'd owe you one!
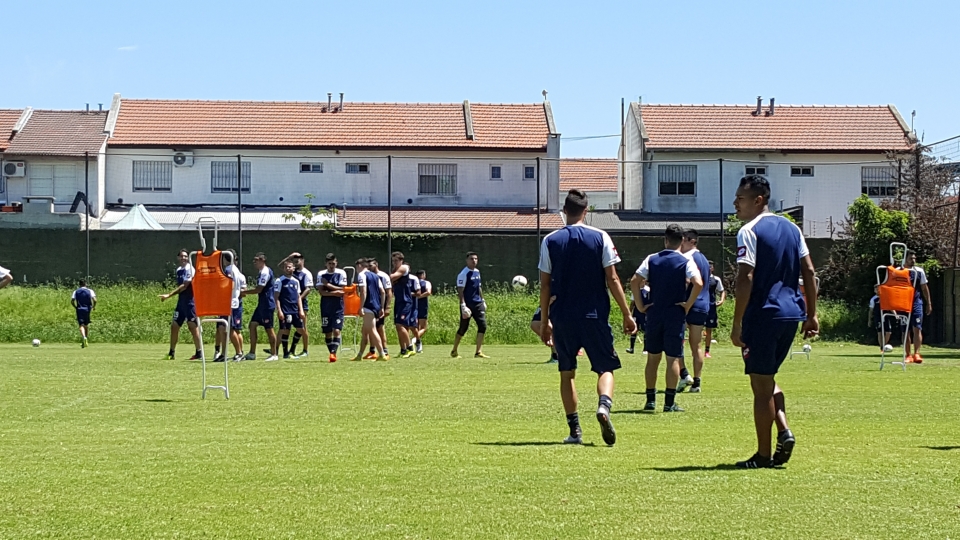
[599,394,612,413]
[705,345,710,352]
[400,348,407,355]
[291,333,301,354]
[680,367,690,379]
[629,334,637,348]
[566,412,581,436]
[665,388,677,407]
[646,388,656,404]
[369,346,375,354]
[169,349,175,356]
[693,377,701,388]
[282,336,289,355]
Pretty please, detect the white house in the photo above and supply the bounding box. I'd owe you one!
[559,158,619,210]
[619,99,916,237]
[101,95,560,229]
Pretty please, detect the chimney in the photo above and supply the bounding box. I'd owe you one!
[752,96,762,116]
[85,103,89,114]
[327,93,332,112]
[766,97,775,116]
[339,92,344,112]
[98,103,103,112]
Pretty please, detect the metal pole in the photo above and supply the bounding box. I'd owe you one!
[85,151,90,278]
[718,158,724,264]
[620,98,626,209]
[536,157,541,247]
[897,159,903,208]
[237,154,242,269]
[387,156,392,260]
[953,197,960,267]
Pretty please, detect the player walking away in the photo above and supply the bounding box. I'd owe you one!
[414,270,431,353]
[731,174,818,469]
[626,284,650,354]
[539,189,636,446]
[677,229,711,393]
[317,253,348,362]
[903,250,931,364]
[390,252,419,358]
[363,258,393,359]
[275,260,306,359]
[241,253,279,361]
[452,252,489,359]
[71,280,97,348]
[632,225,702,413]
[352,258,387,362]
[159,249,203,360]
[704,261,726,358]
[0,264,11,289]
[225,251,247,361]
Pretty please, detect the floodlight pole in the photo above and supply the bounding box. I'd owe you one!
[718,158,724,266]
[536,157,541,248]
[85,151,90,278]
[237,154,242,269]
[387,156,393,261]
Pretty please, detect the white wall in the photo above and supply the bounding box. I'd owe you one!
[3,156,101,212]
[104,148,553,209]
[623,111,644,210]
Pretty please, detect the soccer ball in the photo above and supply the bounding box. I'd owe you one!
[32,339,41,347]
[883,344,894,353]
[802,344,812,353]
[511,275,528,289]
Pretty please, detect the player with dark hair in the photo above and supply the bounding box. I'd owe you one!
[71,279,97,348]
[704,260,725,358]
[903,250,931,363]
[452,251,488,359]
[731,174,818,468]
[352,258,387,362]
[159,249,203,360]
[241,252,279,362]
[364,258,393,359]
[677,228,711,393]
[275,260,306,359]
[279,252,313,358]
[390,251,420,358]
[414,270,432,353]
[540,189,636,445]
[317,253,348,362]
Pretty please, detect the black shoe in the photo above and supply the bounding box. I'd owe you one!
[282,353,291,359]
[213,355,225,363]
[735,453,774,469]
[189,353,202,360]
[263,348,274,355]
[596,408,616,446]
[643,401,656,411]
[625,347,634,354]
[663,404,684,412]
[773,430,796,465]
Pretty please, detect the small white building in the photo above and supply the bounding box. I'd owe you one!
[620,100,916,237]
[559,159,619,210]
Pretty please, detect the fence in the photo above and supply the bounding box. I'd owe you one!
[934,268,960,344]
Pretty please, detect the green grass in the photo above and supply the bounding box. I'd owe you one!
[0,341,957,538]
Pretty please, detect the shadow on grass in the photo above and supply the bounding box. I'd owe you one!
[920,446,960,451]
[613,409,656,415]
[139,399,180,403]
[474,442,597,447]
[646,464,743,472]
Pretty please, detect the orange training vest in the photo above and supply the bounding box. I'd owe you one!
[343,284,362,317]
[878,266,915,313]
[193,250,233,317]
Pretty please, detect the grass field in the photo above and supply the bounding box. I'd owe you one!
[0,340,958,538]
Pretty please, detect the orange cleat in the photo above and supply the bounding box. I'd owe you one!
[913,354,923,364]
[577,349,585,356]
[329,353,337,363]
[905,355,915,363]
[362,352,377,360]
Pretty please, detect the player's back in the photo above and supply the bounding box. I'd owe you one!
[227,265,246,308]
[363,270,382,311]
[73,287,94,310]
[647,250,690,311]
[542,224,614,322]
[740,213,806,321]
[419,279,431,310]
[394,267,413,305]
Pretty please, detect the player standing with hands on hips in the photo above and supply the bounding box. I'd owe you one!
[539,189,636,446]
[731,175,819,469]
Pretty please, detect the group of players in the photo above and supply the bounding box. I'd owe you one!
[538,176,818,468]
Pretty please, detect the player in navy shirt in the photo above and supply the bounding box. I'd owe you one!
[240,252,279,361]
[317,253,348,362]
[731,175,818,469]
[159,249,203,360]
[903,250,932,363]
[351,258,387,361]
[704,261,726,358]
[677,229,711,393]
[625,285,650,354]
[71,279,97,348]
[539,190,636,446]
[452,252,489,359]
[279,252,314,358]
[274,260,306,359]
[633,224,703,413]
[414,270,432,353]
[390,251,421,358]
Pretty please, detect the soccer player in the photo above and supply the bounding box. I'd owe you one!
[405,265,421,353]
[275,260,306,359]
[390,251,419,358]
[352,258,387,362]
[71,279,96,348]
[317,253,348,362]
[632,225,703,413]
[452,251,489,359]
[159,249,203,360]
[0,264,11,289]
[677,229,711,393]
[903,250,931,363]
[625,284,650,354]
[241,252,279,362]
[284,253,313,358]
[731,174,818,469]
[414,270,432,353]
[364,258,393,359]
[704,261,726,358]
[539,189,636,446]
[225,251,246,361]
[868,286,894,352]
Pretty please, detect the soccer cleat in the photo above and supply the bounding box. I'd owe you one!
[905,354,915,363]
[213,355,225,363]
[546,357,558,364]
[563,434,583,445]
[677,374,694,393]
[232,354,244,362]
[689,386,702,393]
[189,353,202,361]
[663,404,685,412]
[81,338,88,348]
[773,429,796,466]
[416,343,423,353]
[406,349,416,357]
[705,351,712,358]
[735,453,774,469]
[165,354,175,361]
[363,352,377,360]
[643,401,656,412]
[262,348,273,355]
[242,352,256,361]
[298,350,309,358]
[913,354,923,364]
[625,347,634,354]
[596,408,617,446]
[282,353,292,360]
[265,355,279,362]
[377,354,389,362]
[474,352,490,359]
[450,350,461,359]
[328,353,337,363]
[400,351,412,359]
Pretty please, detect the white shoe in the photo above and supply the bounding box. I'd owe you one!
[265,355,279,362]
[677,374,694,392]
[563,435,582,444]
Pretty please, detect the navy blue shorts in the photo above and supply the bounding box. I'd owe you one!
[644,307,686,358]
[418,305,428,321]
[376,315,385,327]
[532,307,542,322]
[910,308,923,329]
[686,310,708,327]
[321,311,344,333]
[741,319,799,375]
[705,306,718,329]
[76,309,91,326]
[173,303,197,326]
[230,307,243,331]
[552,319,621,374]
[394,302,417,326]
[252,305,274,329]
[279,313,304,331]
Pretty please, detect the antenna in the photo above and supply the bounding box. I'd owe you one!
[542,89,548,101]
[911,110,916,132]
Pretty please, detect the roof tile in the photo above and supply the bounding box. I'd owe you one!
[5,110,108,156]
[560,158,618,192]
[0,109,24,152]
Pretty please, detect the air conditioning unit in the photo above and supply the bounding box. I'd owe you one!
[2,162,25,177]
[173,152,194,167]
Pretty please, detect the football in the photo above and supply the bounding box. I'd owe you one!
[883,344,894,353]
[32,339,41,347]
[802,344,812,353]
[511,275,528,289]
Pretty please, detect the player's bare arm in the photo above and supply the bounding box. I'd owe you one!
[159,282,188,302]
[680,274,704,314]
[800,255,820,338]
[606,266,637,335]
[921,281,932,316]
[717,288,726,307]
[538,270,553,346]
[630,274,650,313]
[731,263,753,347]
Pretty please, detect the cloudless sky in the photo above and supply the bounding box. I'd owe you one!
[4,0,958,157]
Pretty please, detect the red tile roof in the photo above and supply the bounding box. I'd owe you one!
[4,110,108,156]
[0,109,24,152]
[560,158,618,192]
[639,104,914,152]
[337,208,564,231]
[110,100,552,150]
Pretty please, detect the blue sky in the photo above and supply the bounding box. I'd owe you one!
[5,0,958,157]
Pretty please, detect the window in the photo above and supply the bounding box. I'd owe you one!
[346,163,369,174]
[861,166,897,197]
[300,163,323,173]
[790,166,814,177]
[490,165,502,180]
[745,166,767,176]
[211,161,251,193]
[418,164,457,195]
[658,164,696,196]
[523,165,536,180]
[133,161,173,192]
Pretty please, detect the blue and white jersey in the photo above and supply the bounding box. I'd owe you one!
[908,266,927,309]
[376,270,393,294]
[736,212,809,322]
[275,275,302,314]
[294,267,314,310]
[708,275,724,306]
[636,250,699,313]
[256,266,276,311]
[175,263,196,306]
[359,269,383,312]
[538,223,620,323]
[393,265,417,308]
[407,275,421,312]
[226,264,247,309]
[71,287,96,311]
[457,267,483,307]
[0,265,9,280]
[683,248,710,314]
[317,268,348,315]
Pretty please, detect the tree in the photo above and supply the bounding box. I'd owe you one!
[282,194,336,230]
